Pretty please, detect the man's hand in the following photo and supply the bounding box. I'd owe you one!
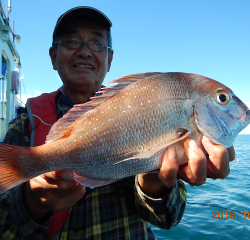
[178,137,234,184]
[23,170,86,223]
[138,136,235,198]
[137,146,179,198]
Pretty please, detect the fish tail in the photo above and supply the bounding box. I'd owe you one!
[0,143,29,194]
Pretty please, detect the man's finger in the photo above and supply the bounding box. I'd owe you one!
[227,146,235,162]
[41,170,75,181]
[38,170,77,190]
[55,170,75,181]
[201,136,230,179]
[157,146,178,188]
[179,138,207,185]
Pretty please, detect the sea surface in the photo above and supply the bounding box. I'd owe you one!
[151,134,250,240]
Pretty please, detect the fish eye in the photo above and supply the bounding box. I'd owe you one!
[215,90,230,105]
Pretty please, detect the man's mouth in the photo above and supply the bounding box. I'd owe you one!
[74,64,94,69]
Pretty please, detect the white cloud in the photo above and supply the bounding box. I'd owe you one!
[16,90,42,106]
[16,94,32,106]
[34,90,43,95]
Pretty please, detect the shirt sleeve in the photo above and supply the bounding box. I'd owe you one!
[0,114,52,238]
[0,185,51,239]
[2,113,31,147]
[134,176,186,229]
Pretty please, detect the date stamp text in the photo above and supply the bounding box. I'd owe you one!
[212,211,250,219]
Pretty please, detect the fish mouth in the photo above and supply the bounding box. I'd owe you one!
[73,63,95,69]
[239,110,250,125]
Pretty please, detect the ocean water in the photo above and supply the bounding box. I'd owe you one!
[152,135,250,240]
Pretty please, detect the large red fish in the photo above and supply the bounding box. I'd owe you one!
[0,72,249,193]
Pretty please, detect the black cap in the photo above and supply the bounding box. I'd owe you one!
[53,6,112,41]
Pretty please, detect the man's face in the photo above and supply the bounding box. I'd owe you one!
[50,20,113,94]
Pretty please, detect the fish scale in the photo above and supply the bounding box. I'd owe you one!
[64,102,193,179]
[0,72,249,192]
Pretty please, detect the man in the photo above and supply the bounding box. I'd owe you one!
[0,6,234,239]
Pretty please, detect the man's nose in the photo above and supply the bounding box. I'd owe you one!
[75,43,92,58]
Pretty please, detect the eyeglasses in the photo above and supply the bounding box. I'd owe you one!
[53,38,111,52]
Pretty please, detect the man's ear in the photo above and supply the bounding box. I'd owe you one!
[107,50,114,72]
[49,47,57,70]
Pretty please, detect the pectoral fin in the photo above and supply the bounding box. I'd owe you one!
[114,131,191,165]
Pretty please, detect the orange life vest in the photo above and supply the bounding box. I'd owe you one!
[26,90,59,147]
[26,90,69,239]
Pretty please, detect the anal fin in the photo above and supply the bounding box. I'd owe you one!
[73,172,117,189]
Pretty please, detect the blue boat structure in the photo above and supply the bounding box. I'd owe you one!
[0,0,23,141]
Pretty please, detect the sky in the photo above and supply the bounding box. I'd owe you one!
[3,0,250,133]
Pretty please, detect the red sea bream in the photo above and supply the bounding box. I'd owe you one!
[0,72,249,193]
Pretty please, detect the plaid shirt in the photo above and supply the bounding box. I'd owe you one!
[0,94,186,240]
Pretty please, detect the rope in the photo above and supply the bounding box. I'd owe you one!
[187,202,242,214]
[32,114,53,127]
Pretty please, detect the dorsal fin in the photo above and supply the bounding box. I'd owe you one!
[45,72,161,143]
